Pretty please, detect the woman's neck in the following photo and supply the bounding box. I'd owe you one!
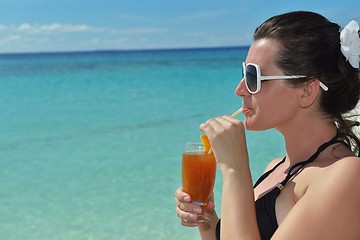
[277,116,337,167]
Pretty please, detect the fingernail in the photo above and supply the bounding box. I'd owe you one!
[184,196,191,202]
[207,202,215,208]
[193,207,202,214]
[189,214,197,220]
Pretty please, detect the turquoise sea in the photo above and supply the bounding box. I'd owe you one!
[0,47,284,240]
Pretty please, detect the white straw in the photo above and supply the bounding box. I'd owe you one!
[231,107,243,117]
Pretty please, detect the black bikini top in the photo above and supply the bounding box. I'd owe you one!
[215,134,343,240]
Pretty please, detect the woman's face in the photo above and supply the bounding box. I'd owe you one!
[235,39,301,131]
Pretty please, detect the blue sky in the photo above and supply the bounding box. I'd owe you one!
[0,0,358,53]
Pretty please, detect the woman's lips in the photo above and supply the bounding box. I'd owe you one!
[242,105,252,114]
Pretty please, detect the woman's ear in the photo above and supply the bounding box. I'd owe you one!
[298,80,321,108]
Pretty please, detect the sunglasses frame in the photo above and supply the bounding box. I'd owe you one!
[242,62,328,94]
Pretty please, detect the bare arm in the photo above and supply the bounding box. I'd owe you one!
[200,116,261,240]
[221,162,261,240]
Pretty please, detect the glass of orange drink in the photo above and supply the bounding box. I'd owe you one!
[182,141,216,223]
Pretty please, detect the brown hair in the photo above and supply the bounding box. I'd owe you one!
[254,11,360,153]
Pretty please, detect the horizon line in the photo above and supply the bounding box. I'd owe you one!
[0,45,250,56]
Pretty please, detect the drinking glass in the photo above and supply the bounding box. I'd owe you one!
[182,142,216,223]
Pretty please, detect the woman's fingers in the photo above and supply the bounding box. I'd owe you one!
[174,187,203,226]
[200,115,240,136]
[175,196,202,214]
[176,206,201,227]
[174,187,191,202]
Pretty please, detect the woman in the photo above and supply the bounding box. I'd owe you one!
[174,11,360,239]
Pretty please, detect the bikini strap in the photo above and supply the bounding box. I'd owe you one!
[254,157,286,188]
[277,134,342,190]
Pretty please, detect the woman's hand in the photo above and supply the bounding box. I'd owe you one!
[200,115,249,173]
[174,187,215,227]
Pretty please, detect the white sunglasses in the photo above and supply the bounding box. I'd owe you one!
[243,62,329,94]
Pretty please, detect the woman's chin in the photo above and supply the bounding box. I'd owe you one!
[244,118,266,131]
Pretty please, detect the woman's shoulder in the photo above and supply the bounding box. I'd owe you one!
[310,155,360,197]
[326,155,360,183]
[321,154,360,176]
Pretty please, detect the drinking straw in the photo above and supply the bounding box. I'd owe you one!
[208,107,243,154]
[231,107,243,118]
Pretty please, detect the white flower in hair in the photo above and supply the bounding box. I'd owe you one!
[340,20,360,68]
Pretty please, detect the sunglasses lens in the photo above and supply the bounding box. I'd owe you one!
[245,65,257,93]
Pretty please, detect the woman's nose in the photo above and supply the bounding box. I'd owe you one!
[235,78,250,97]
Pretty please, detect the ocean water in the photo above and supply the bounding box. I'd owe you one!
[0,48,284,240]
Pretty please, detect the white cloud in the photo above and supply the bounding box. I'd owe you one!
[0,35,22,44]
[18,23,32,32]
[0,23,166,37]
[15,23,104,34]
[0,21,174,52]
[0,22,104,36]
[0,24,7,32]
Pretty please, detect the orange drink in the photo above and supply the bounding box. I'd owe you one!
[182,143,216,204]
